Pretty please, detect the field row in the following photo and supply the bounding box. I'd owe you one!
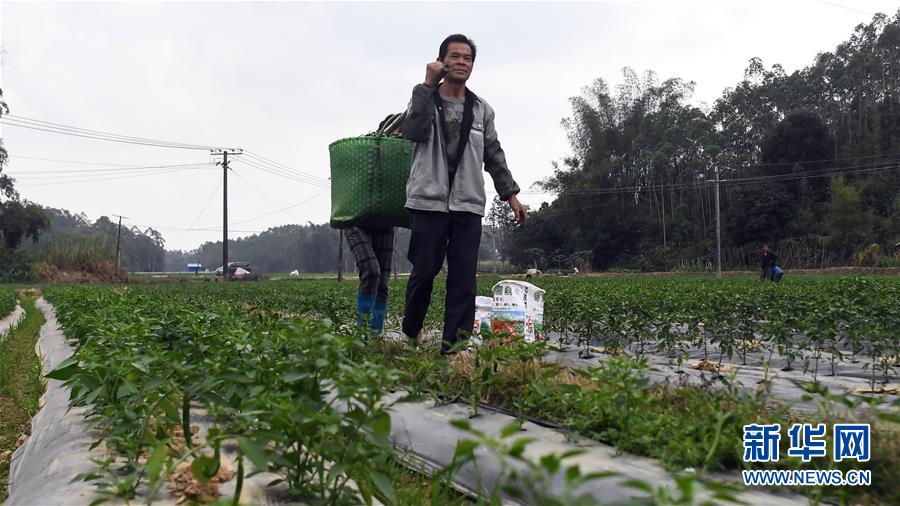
[137,276,900,386]
[35,281,900,504]
[0,290,15,319]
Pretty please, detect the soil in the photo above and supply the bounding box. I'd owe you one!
[168,460,234,503]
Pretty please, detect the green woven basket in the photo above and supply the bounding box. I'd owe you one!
[329,135,413,229]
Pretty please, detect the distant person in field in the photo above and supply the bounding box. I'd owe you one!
[760,243,778,281]
[400,34,527,354]
[346,227,394,335]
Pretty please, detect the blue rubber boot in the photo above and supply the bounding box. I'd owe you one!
[356,293,375,329]
[370,302,387,335]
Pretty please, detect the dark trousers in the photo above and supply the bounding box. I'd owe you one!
[402,210,482,352]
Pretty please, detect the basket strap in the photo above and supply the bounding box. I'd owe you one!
[377,112,407,137]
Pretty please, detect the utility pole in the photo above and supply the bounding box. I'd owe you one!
[113,214,128,277]
[211,148,242,282]
[337,230,344,282]
[715,166,722,277]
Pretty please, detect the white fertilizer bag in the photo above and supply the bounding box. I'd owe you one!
[473,296,493,336]
[490,280,545,343]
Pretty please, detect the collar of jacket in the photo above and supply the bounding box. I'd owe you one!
[432,86,477,178]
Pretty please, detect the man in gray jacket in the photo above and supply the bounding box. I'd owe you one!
[401,34,527,354]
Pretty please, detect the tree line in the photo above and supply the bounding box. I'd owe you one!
[505,11,900,271]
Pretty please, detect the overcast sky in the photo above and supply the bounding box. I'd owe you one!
[2,1,898,252]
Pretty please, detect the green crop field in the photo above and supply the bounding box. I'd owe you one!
[20,276,900,504]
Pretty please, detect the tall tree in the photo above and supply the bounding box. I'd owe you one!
[510,10,900,270]
[0,88,49,255]
[825,177,877,255]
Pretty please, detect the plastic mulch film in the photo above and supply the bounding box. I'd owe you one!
[7,298,102,505]
[542,332,897,416]
[354,389,803,505]
[0,304,25,340]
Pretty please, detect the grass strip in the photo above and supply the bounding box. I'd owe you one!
[0,296,46,501]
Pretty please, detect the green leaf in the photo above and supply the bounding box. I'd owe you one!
[191,455,220,485]
[238,436,269,471]
[371,471,397,506]
[144,377,167,391]
[397,392,428,403]
[558,449,586,460]
[326,463,348,486]
[146,444,168,489]
[449,419,471,431]
[46,361,80,381]
[222,373,253,384]
[71,472,102,483]
[582,471,617,482]
[540,454,561,474]
[83,386,105,405]
[675,475,695,502]
[282,370,308,383]
[130,360,150,374]
[453,439,479,458]
[500,422,520,438]
[158,398,180,421]
[622,478,655,494]
[508,437,535,458]
[371,410,391,436]
[565,465,581,484]
[117,380,138,398]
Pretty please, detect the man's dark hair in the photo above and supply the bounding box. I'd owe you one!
[438,34,477,62]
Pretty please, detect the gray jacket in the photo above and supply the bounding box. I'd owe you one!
[401,84,519,216]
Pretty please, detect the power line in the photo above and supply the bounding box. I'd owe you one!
[6,162,214,177]
[3,119,330,186]
[531,164,900,219]
[243,150,330,185]
[535,158,900,197]
[1,115,229,151]
[172,176,224,246]
[133,224,270,234]
[4,114,225,150]
[230,169,299,224]
[702,157,896,187]
[2,116,333,189]
[818,1,875,16]
[235,157,330,187]
[8,154,154,167]
[232,189,328,225]
[736,150,900,168]
[15,165,214,187]
[232,158,331,188]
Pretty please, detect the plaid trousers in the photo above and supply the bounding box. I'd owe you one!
[345,226,394,304]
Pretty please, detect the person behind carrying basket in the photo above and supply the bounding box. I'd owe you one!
[346,226,394,334]
[760,242,778,281]
[400,34,527,354]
